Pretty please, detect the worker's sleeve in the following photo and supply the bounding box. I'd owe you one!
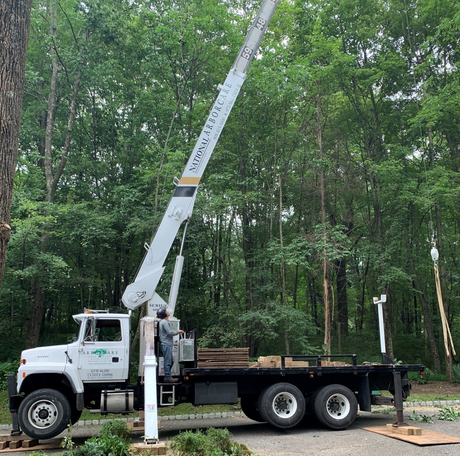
[166,321,179,337]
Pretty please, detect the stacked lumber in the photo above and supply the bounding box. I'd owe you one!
[0,435,38,450]
[251,356,281,368]
[285,357,309,368]
[320,361,347,366]
[197,348,250,368]
[0,434,61,452]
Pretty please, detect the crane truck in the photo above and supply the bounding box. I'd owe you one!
[8,0,424,441]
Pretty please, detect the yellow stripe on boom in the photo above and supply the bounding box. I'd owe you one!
[179,177,201,185]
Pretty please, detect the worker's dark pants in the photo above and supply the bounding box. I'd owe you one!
[162,343,173,379]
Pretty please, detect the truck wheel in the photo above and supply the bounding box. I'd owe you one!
[70,408,82,425]
[18,389,71,440]
[313,384,358,430]
[258,383,305,429]
[240,396,265,422]
[308,387,322,421]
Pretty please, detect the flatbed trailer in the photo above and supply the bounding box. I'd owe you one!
[172,354,424,430]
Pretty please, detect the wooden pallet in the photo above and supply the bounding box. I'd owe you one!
[197,348,250,368]
[0,434,62,452]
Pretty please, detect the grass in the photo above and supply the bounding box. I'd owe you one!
[409,393,460,402]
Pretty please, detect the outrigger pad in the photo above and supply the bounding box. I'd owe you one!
[363,426,460,446]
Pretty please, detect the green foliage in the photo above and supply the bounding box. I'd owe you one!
[169,428,251,456]
[419,368,447,383]
[0,362,18,390]
[61,427,76,451]
[453,365,460,383]
[70,420,131,456]
[437,407,460,422]
[199,301,318,356]
[408,370,427,385]
[98,419,131,441]
[409,411,434,423]
[1,0,460,373]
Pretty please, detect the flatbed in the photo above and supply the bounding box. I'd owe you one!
[173,354,424,430]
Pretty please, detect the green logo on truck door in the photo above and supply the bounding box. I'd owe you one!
[92,349,108,358]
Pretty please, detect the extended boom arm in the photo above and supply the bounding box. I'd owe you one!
[122,0,279,312]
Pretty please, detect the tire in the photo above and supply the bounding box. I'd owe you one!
[258,383,305,429]
[308,387,322,421]
[70,408,82,425]
[313,384,358,430]
[18,389,71,440]
[240,396,265,422]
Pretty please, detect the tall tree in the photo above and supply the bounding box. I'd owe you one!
[0,0,32,299]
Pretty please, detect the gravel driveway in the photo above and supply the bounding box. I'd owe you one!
[4,406,460,456]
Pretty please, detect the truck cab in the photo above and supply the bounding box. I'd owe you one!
[10,310,132,440]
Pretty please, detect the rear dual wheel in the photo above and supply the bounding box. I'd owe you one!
[258,383,305,429]
[240,396,264,422]
[311,384,358,430]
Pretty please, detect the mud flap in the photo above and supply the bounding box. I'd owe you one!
[358,374,371,412]
[7,375,22,436]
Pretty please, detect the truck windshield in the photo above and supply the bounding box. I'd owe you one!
[83,318,122,342]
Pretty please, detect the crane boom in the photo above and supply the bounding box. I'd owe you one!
[122,0,279,312]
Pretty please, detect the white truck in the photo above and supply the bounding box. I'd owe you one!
[8,0,424,441]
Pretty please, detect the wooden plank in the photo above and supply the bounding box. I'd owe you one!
[0,442,9,450]
[197,362,250,365]
[9,441,22,449]
[0,440,62,453]
[131,442,167,455]
[364,426,460,446]
[22,439,39,448]
[197,363,250,368]
[197,348,250,369]
[285,358,309,367]
[386,424,422,435]
[198,349,249,354]
[0,435,24,443]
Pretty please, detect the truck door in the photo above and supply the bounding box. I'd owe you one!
[78,317,129,382]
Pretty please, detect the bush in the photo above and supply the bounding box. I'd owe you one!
[98,419,131,441]
[419,367,446,383]
[438,407,460,422]
[70,420,131,456]
[169,428,251,456]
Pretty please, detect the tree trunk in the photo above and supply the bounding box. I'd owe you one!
[434,204,454,381]
[278,176,290,355]
[336,258,349,337]
[316,94,331,353]
[26,279,46,348]
[25,1,84,346]
[383,294,394,360]
[0,0,32,299]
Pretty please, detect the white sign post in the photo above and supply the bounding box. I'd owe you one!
[143,317,158,443]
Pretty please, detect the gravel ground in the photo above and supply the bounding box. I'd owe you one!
[4,405,460,456]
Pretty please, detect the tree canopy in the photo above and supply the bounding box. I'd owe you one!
[1,0,460,377]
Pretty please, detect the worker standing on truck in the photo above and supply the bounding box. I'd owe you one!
[157,308,184,383]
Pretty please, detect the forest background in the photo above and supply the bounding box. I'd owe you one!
[1,0,460,379]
